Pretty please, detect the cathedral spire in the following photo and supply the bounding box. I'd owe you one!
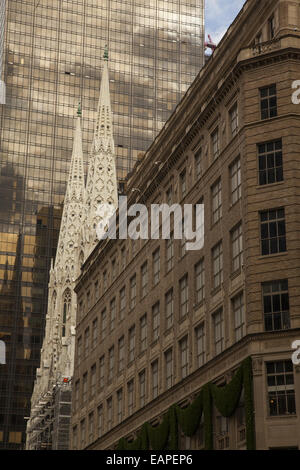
[85,47,118,256]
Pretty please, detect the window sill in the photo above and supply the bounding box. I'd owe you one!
[211,286,222,297]
[266,413,297,420]
[151,339,159,348]
[255,180,285,190]
[194,300,205,310]
[258,251,288,260]
[230,268,242,281]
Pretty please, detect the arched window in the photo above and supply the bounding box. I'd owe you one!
[62,289,71,337]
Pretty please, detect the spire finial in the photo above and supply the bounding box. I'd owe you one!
[104,44,109,61]
[77,101,82,116]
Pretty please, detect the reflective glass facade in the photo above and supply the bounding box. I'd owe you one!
[0,0,204,449]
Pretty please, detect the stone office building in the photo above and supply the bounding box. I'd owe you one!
[70,0,300,450]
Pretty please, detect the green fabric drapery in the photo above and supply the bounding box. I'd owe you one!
[116,356,255,451]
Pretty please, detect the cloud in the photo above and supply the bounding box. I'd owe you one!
[205,0,246,45]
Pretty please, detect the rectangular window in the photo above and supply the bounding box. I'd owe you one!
[110,298,116,332]
[151,360,159,398]
[230,103,238,137]
[121,247,126,270]
[194,147,202,179]
[269,15,275,39]
[267,360,295,416]
[152,302,160,342]
[212,242,223,290]
[180,168,187,198]
[141,262,148,298]
[111,258,116,281]
[80,419,85,448]
[92,318,98,349]
[211,178,222,224]
[195,259,205,304]
[165,289,174,330]
[140,314,147,353]
[108,346,114,382]
[212,127,220,160]
[94,280,99,300]
[130,274,137,309]
[119,287,126,320]
[117,389,123,424]
[128,326,136,363]
[139,370,146,408]
[230,157,241,205]
[83,372,88,404]
[262,280,290,331]
[100,308,107,340]
[153,248,160,286]
[84,327,89,358]
[166,232,174,272]
[118,336,125,372]
[231,223,243,273]
[107,397,113,431]
[77,336,82,363]
[166,186,173,205]
[103,270,108,291]
[232,292,245,341]
[258,140,283,186]
[75,380,80,411]
[179,336,188,379]
[86,291,91,310]
[260,84,277,120]
[195,324,205,367]
[99,355,105,389]
[88,412,94,443]
[213,309,224,355]
[179,274,189,319]
[165,348,173,389]
[260,208,286,255]
[127,380,134,415]
[91,364,96,398]
[97,405,103,438]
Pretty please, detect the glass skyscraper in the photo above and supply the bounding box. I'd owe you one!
[0,0,204,449]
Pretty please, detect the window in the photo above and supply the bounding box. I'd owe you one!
[139,370,146,407]
[231,223,243,273]
[83,372,88,404]
[151,360,159,398]
[99,355,105,389]
[180,169,187,198]
[111,258,116,281]
[230,157,241,205]
[109,298,116,332]
[107,397,113,430]
[80,419,85,448]
[166,186,173,205]
[152,302,160,342]
[153,248,160,285]
[267,361,295,416]
[179,336,188,379]
[103,270,108,291]
[84,327,89,358]
[179,274,189,319]
[128,326,136,363]
[127,380,134,415]
[230,103,238,137]
[165,289,174,330]
[212,242,223,290]
[86,290,91,310]
[211,178,222,224]
[97,405,103,438]
[77,336,82,363]
[165,349,173,389]
[118,336,125,372]
[269,15,275,39]
[100,308,107,340]
[166,232,174,272]
[130,274,137,309]
[260,208,286,255]
[92,318,98,349]
[108,346,114,382]
[258,140,283,185]
[211,127,220,160]
[232,293,245,341]
[75,380,80,411]
[194,147,202,179]
[180,217,187,257]
[88,412,94,443]
[121,247,126,270]
[141,262,148,298]
[91,364,96,398]
[195,324,205,367]
[73,426,78,450]
[140,314,147,353]
[255,31,262,44]
[119,286,126,320]
[117,389,123,424]
[262,280,290,331]
[195,259,205,304]
[62,290,71,337]
[213,309,224,355]
[260,84,277,120]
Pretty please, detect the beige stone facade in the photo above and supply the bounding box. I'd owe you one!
[70,0,300,450]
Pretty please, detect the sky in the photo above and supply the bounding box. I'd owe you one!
[205,0,247,48]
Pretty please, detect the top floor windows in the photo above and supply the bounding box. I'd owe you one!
[211,127,220,161]
[260,208,286,256]
[258,140,283,186]
[260,84,277,120]
[230,103,238,137]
